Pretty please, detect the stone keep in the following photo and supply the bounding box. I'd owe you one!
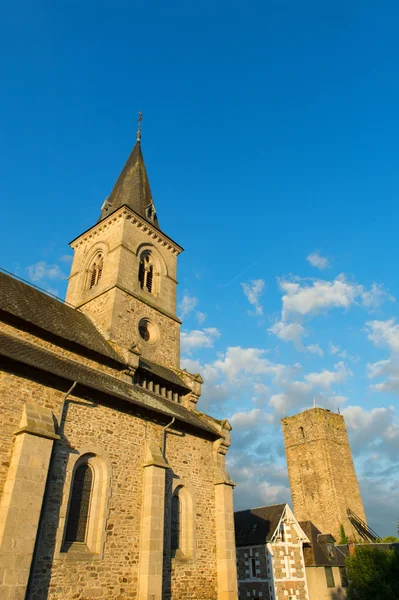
[282,407,366,541]
[0,135,239,600]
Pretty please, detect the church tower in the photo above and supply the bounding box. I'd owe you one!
[282,407,367,541]
[66,134,183,370]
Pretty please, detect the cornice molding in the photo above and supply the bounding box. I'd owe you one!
[69,206,183,256]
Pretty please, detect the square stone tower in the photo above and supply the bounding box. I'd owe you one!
[281,407,366,541]
[66,138,182,369]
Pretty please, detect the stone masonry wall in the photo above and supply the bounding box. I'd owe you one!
[236,546,270,600]
[282,408,366,540]
[66,209,181,368]
[0,367,218,600]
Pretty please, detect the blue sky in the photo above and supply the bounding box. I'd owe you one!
[1,1,399,536]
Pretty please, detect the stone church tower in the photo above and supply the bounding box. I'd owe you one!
[66,136,182,370]
[282,407,366,541]
[0,134,239,599]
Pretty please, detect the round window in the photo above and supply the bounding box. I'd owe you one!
[138,318,159,345]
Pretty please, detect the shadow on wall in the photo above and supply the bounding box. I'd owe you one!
[26,396,97,599]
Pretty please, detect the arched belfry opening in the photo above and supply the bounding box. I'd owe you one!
[138,252,154,293]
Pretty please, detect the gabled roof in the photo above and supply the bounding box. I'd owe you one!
[300,521,346,567]
[99,141,159,228]
[0,271,124,365]
[234,504,287,546]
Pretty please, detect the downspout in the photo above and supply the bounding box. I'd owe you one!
[58,381,78,433]
[162,417,175,455]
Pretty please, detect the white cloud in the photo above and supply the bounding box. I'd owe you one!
[306,251,330,270]
[230,409,274,431]
[362,283,394,309]
[305,361,352,389]
[280,275,362,319]
[180,327,220,354]
[366,320,399,395]
[366,319,399,352]
[26,261,66,283]
[196,311,207,324]
[178,294,198,319]
[214,347,273,381]
[60,254,73,263]
[268,321,305,349]
[241,279,265,316]
[306,343,324,356]
[279,275,392,321]
[269,380,312,414]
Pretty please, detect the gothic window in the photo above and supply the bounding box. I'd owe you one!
[138,253,155,293]
[88,253,103,289]
[171,493,181,552]
[65,463,93,544]
[300,426,305,438]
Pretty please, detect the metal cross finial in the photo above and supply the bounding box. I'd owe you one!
[137,111,143,142]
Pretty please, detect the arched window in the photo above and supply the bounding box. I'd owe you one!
[58,449,112,557]
[299,426,305,439]
[170,483,195,560]
[138,253,154,293]
[65,463,93,544]
[171,494,181,552]
[88,253,103,289]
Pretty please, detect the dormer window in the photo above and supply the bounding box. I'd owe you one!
[146,202,156,223]
[138,253,154,293]
[88,253,103,289]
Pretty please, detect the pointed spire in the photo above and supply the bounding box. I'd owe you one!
[98,115,159,228]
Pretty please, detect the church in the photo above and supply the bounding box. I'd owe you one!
[0,131,239,599]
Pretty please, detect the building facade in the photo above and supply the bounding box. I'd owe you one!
[234,504,309,600]
[0,137,238,600]
[281,407,366,541]
[300,522,347,600]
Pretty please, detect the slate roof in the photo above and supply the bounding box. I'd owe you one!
[234,504,286,546]
[0,271,124,365]
[139,357,191,392]
[299,521,346,567]
[99,141,159,228]
[0,331,219,437]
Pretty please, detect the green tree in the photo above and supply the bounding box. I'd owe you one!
[381,536,399,543]
[345,545,399,600]
[339,523,348,544]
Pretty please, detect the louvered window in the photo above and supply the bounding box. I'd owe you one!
[65,464,93,543]
[89,254,103,290]
[138,259,145,288]
[90,268,97,289]
[147,265,153,293]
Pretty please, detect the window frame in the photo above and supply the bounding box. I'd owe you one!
[55,446,112,560]
[170,480,195,562]
[64,462,94,546]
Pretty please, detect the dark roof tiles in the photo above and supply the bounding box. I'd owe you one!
[234,504,286,546]
[0,271,124,365]
[299,521,346,567]
[99,141,159,228]
[0,331,219,437]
